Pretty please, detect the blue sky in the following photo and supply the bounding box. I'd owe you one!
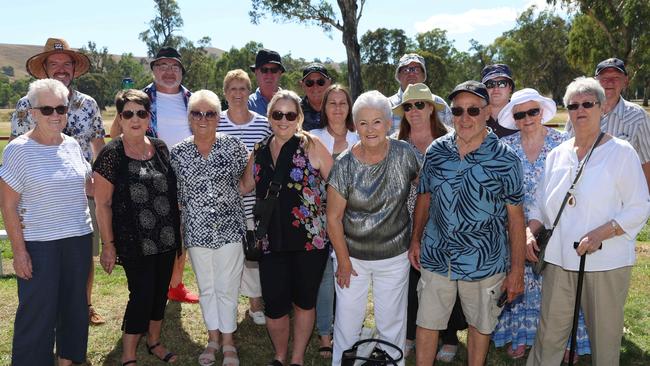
[1,0,567,61]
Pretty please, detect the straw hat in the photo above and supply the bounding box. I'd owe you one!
[26,38,90,79]
[497,88,557,130]
[392,83,445,117]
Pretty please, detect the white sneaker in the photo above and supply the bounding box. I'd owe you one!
[248,310,266,325]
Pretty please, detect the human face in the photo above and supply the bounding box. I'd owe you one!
[354,107,390,149]
[398,62,425,90]
[324,90,349,127]
[119,101,150,139]
[269,99,299,141]
[567,93,602,132]
[301,73,332,109]
[254,63,283,94]
[486,77,512,108]
[152,58,182,93]
[225,79,251,110]
[596,69,627,102]
[189,100,219,138]
[31,92,68,135]
[404,99,434,128]
[45,53,75,87]
[452,93,490,144]
[512,100,543,134]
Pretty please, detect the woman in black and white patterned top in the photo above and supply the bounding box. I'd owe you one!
[170,89,248,366]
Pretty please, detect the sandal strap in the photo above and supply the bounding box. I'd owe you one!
[147,341,161,352]
[122,361,137,366]
[222,356,240,366]
[221,345,237,354]
[162,352,176,362]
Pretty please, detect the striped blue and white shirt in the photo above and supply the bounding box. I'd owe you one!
[0,135,93,241]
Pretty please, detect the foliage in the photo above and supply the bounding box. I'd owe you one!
[360,28,411,95]
[139,0,185,57]
[0,76,31,108]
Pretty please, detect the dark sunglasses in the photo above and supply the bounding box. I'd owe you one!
[271,111,298,121]
[121,110,149,119]
[513,108,541,120]
[190,110,218,121]
[304,78,326,87]
[485,80,509,89]
[34,105,68,115]
[567,101,600,111]
[451,106,483,117]
[260,67,281,74]
[403,101,427,112]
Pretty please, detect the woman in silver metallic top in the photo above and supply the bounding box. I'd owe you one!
[327,90,420,366]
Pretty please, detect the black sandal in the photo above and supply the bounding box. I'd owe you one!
[122,361,137,366]
[147,341,176,363]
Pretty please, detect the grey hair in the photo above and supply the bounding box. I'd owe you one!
[187,89,222,118]
[563,77,606,106]
[352,90,392,123]
[27,79,69,107]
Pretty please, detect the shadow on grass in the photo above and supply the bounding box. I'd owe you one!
[621,336,650,366]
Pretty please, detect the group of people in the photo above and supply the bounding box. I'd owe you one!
[1,37,649,366]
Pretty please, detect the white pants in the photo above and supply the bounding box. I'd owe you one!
[240,259,262,298]
[188,243,244,333]
[332,252,410,366]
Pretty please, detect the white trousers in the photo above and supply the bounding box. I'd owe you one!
[332,252,410,366]
[188,243,244,333]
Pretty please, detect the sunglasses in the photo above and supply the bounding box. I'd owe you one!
[34,105,68,116]
[271,111,298,121]
[566,101,600,111]
[260,67,281,74]
[400,66,422,74]
[485,80,509,89]
[451,106,484,117]
[513,108,541,120]
[121,110,149,119]
[190,110,218,121]
[403,101,427,112]
[304,78,326,87]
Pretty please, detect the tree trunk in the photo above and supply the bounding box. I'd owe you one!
[338,0,363,100]
[644,79,649,107]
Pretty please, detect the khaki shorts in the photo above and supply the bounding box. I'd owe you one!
[416,268,505,334]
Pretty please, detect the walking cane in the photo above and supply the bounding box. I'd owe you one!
[568,242,586,366]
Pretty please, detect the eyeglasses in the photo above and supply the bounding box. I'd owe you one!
[304,78,327,87]
[399,66,422,74]
[566,101,600,111]
[403,101,427,112]
[260,67,281,74]
[451,106,484,117]
[153,63,182,72]
[485,80,509,89]
[121,110,149,119]
[190,110,218,121]
[34,105,68,115]
[271,111,298,121]
[513,108,541,120]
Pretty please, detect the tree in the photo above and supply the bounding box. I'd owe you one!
[249,0,366,99]
[79,41,114,74]
[360,28,410,95]
[414,29,460,96]
[179,37,217,91]
[139,0,185,57]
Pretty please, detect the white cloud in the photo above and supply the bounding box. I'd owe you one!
[415,7,518,34]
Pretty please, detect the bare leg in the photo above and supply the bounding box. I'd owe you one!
[415,327,438,366]
[266,314,290,364]
[249,296,264,312]
[121,333,141,364]
[467,325,490,366]
[86,256,94,304]
[289,305,315,365]
[146,320,177,362]
[169,251,186,288]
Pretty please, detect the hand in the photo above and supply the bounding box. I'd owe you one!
[576,229,604,256]
[408,240,421,270]
[501,270,524,303]
[13,250,32,280]
[100,244,116,274]
[335,258,357,289]
[525,228,540,263]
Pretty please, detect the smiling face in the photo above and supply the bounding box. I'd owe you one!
[119,101,150,139]
[269,98,300,141]
[44,53,75,87]
[596,68,628,103]
[301,72,332,110]
[31,92,68,135]
[152,58,183,93]
[225,78,251,110]
[512,100,543,134]
[324,89,350,128]
[189,100,219,138]
[404,99,434,129]
[354,107,390,149]
[452,92,490,144]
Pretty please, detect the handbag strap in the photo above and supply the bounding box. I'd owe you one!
[549,132,605,230]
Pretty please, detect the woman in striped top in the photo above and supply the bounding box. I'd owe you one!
[0,79,94,366]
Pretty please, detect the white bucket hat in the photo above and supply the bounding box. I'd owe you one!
[497,88,556,130]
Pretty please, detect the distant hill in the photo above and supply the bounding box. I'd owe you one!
[0,43,224,80]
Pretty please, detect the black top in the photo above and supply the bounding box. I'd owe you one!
[487,116,518,138]
[93,137,181,265]
[300,96,322,131]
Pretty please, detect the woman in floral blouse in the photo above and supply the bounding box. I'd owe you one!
[241,90,333,366]
[170,90,249,366]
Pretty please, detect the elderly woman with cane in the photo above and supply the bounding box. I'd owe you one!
[525,77,650,366]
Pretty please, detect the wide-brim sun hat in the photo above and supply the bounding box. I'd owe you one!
[26,38,90,79]
[392,83,445,117]
[497,88,556,130]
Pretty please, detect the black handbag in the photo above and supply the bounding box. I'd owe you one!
[341,338,403,366]
[532,132,604,275]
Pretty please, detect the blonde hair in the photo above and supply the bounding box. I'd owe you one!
[223,69,252,93]
[268,90,314,150]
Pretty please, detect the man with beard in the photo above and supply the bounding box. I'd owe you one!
[248,48,285,116]
[11,37,107,325]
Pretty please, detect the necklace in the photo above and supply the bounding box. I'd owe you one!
[123,137,149,160]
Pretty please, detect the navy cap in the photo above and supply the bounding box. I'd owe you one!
[448,80,490,104]
[302,63,331,80]
[250,49,286,72]
[150,47,185,74]
[595,58,627,76]
[481,64,514,86]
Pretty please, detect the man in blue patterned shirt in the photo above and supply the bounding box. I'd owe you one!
[408,80,526,366]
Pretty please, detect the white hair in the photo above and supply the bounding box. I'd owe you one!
[563,77,606,106]
[188,89,222,118]
[27,79,69,107]
[352,90,392,123]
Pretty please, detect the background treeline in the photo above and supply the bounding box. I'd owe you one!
[1,2,649,110]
